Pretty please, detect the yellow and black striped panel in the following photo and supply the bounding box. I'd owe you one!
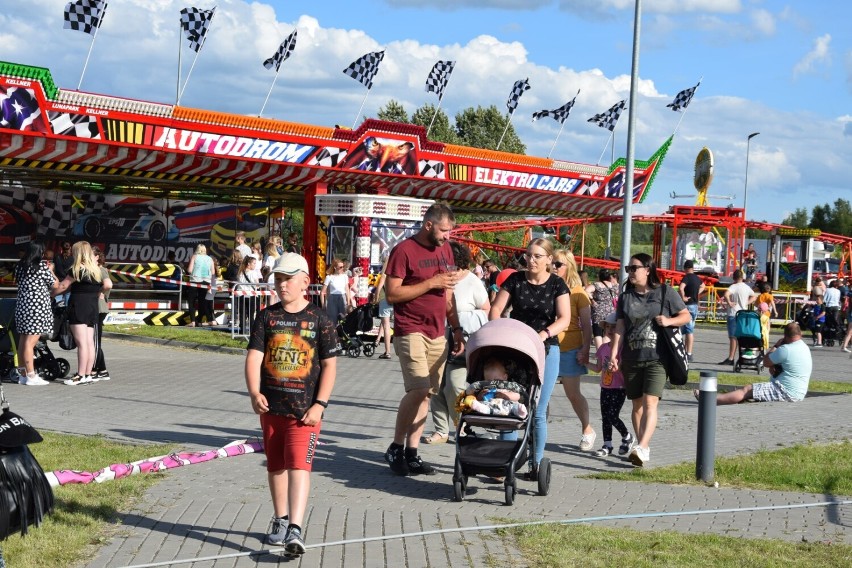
[102,120,155,145]
[447,163,469,181]
[143,311,192,326]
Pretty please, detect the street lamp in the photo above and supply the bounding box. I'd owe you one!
[743,132,760,216]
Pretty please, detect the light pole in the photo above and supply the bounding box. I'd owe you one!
[743,132,759,216]
[742,132,759,263]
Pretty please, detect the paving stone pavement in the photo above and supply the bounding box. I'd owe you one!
[6,325,851,567]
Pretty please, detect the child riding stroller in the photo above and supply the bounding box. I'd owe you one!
[734,309,764,374]
[451,318,548,506]
[0,299,70,382]
[336,303,376,358]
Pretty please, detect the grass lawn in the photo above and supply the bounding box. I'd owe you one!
[2,432,172,568]
[107,323,248,350]
[499,441,852,567]
[583,440,852,494]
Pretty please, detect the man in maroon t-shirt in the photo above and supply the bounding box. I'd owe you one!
[383,203,465,476]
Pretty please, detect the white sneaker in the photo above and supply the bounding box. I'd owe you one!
[63,374,96,386]
[94,370,111,381]
[20,373,50,386]
[579,430,597,451]
[629,445,650,467]
[842,347,851,353]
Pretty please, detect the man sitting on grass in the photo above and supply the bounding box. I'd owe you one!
[698,322,812,404]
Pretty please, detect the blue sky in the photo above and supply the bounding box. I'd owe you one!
[3,0,851,223]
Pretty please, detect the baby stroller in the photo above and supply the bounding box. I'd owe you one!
[451,319,547,506]
[336,304,376,358]
[734,309,764,374]
[0,299,70,382]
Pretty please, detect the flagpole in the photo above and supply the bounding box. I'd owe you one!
[351,88,372,129]
[672,76,702,137]
[596,131,614,166]
[178,7,216,105]
[427,75,453,136]
[77,2,107,90]
[176,19,182,105]
[496,112,514,151]
[259,70,281,117]
[547,121,566,159]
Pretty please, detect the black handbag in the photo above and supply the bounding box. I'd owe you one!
[657,285,689,386]
[57,310,76,351]
[0,386,54,540]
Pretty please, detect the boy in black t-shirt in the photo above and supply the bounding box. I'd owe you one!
[245,253,339,556]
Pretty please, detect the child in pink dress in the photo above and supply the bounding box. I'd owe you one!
[587,313,633,456]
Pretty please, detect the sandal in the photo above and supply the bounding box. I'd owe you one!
[378,353,391,359]
[595,445,613,457]
[422,432,448,444]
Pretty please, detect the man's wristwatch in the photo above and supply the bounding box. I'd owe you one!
[315,400,329,408]
[452,327,463,334]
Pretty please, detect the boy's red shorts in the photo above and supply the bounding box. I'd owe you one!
[260,413,321,472]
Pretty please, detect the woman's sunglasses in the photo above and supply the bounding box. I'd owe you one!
[552,262,565,269]
[624,264,646,273]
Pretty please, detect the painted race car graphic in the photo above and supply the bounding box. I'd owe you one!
[73,204,179,242]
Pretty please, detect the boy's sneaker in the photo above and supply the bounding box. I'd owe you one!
[594,445,613,457]
[629,445,650,467]
[284,525,306,557]
[19,373,50,386]
[385,444,409,476]
[406,455,437,476]
[267,516,288,546]
[618,433,635,456]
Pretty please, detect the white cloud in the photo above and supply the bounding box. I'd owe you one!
[793,33,831,77]
[750,9,775,36]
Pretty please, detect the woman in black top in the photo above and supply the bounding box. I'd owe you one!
[609,253,689,467]
[53,241,112,386]
[489,238,571,474]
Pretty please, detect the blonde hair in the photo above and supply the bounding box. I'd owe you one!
[195,243,207,255]
[71,241,103,282]
[527,238,555,270]
[265,242,280,259]
[553,249,581,289]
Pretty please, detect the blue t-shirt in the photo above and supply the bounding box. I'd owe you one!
[768,339,811,401]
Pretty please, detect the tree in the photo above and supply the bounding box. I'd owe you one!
[781,207,809,228]
[411,104,461,145]
[375,100,408,123]
[454,105,526,155]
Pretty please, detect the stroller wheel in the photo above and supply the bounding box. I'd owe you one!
[537,458,552,497]
[347,345,361,358]
[504,480,515,506]
[453,479,465,502]
[363,342,376,357]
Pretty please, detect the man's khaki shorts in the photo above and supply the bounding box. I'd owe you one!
[395,333,449,395]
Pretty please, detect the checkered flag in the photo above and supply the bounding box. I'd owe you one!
[532,91,579,124]
[63,0,107,35]
[309,147,347,168]
[506,78,530,114]
[48,111,101,139]
[425,60,455,101]
[343,51,385,90]
[587,100,626,132]
[263,30,298,72]
[180,6,214,53]
[667,81,700,111]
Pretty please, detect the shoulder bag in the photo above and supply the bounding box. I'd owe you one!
[656,284,689,386]
[0,385,54,540]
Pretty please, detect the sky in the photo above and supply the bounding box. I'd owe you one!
[2,0,851,224]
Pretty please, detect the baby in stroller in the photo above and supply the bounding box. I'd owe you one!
[457,358,528,419]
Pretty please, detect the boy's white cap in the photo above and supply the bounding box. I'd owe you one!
[272,253,309,276]
[604,312,618,325]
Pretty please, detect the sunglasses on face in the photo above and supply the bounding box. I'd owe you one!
[625,264,646,273]
[552,262,565,269]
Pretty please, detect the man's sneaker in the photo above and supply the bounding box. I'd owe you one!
[618,433,635,456]
[63,374,95,386]
[629,445,650,467]
[284,525,306,556]
[267,516,288,546]
[94,370,111,381]
[19,373,50,386]
[407,454,437,476]
[385,444,409,476]
[579,430,597,451]
[718,358,734,365]
[813,344,823,349]
[687,353,694,363]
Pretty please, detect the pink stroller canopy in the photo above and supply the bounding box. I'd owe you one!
[465,319,545,384]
